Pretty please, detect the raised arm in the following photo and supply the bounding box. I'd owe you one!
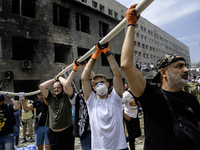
[10,98,20,110]
[19,92,34,111]
[121,4,146,97]
[102,43,123,98]
[81,45,101,100]
[6,94,20,110]
[58,71,75,98]
[21,99,34,111]
[39,79,55,98]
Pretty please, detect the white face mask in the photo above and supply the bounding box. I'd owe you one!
[95,83,108,96]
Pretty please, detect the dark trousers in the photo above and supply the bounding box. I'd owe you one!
[124,117,137,150]
[47,125,74,150]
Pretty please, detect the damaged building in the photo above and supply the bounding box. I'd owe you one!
[0,0,127,99]
[0,0,190,99]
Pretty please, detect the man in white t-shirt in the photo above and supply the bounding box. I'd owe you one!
[122,90,140,150]
[81,42,128,150]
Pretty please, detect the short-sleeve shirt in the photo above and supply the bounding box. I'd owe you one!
[86,89,127,150]
[22,100,33,120]
[135,82,200,150]
[0,104,15,136]
[32,100,48,126]
[45,91,75,129]
[122,90,138,118]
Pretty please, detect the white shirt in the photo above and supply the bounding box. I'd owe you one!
[122,91,138,118]
[86,89,127,150]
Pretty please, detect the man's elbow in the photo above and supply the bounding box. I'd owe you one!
[39,84,43,91]
[121,62,132,71]
[81,74,88,82]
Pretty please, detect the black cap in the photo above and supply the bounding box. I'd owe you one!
[0,94,5,102]
[152,54,185,83]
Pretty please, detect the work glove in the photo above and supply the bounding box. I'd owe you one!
[97,42,110,56]
[19,92,25,102]
[125,4,140,26]
[73,58,79,71]
[78,59,87,68]
[91,45,102,60]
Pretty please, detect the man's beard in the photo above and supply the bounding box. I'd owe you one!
[167,70,188,89]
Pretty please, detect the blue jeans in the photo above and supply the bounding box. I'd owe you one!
[0,133,15,150]
[13,125,20,145]
[80,130,91,150]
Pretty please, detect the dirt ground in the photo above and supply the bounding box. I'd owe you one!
[17,114,145,150]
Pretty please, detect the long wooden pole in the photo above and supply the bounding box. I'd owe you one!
[0,0,154,97]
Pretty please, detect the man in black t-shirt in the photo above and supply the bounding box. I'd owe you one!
[21,93,50,150]
[0,94,20,150]
[121,4,200,150]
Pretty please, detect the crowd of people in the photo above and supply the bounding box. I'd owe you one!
[0,4,200,150]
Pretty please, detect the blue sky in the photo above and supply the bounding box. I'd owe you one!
[116,0,200,63]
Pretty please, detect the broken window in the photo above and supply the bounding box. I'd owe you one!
[54,43,71,64]
[135,51,138,57]
[12,0,36,18]
[12,36,38,61]
[114,54,121,66]
[76,12,90,34]
[114,12,118,19]
[81,0,87,3]
[100,5,104,12]
[101,53,109,66]
[92,1,98,8]
[0,0,2,11]
[53,3,69,28]
[99,21,109,37]
[78,47,90,63]
[108,9,113,16]
[14,80,39,100]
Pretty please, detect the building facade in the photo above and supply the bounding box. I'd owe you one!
[0,0,190,98]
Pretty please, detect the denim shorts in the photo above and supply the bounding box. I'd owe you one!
[35,126,49,145]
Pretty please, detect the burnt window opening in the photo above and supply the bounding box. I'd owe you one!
[14,80,39,100]
[12,0,36,19]
[76,12,90,34]
[99,21,109,37]
[0,0,2,11]
[78,48,90,63]
[54,43,71,64]
[108,9,113,16]
[92,1,98,8]
[114,54,121,66]
[12,37,38,61]
[100,5,104,12]
[114,12,118,19]
[53,3,69,28]
[81,0,87,3]
[101,53,109,66]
